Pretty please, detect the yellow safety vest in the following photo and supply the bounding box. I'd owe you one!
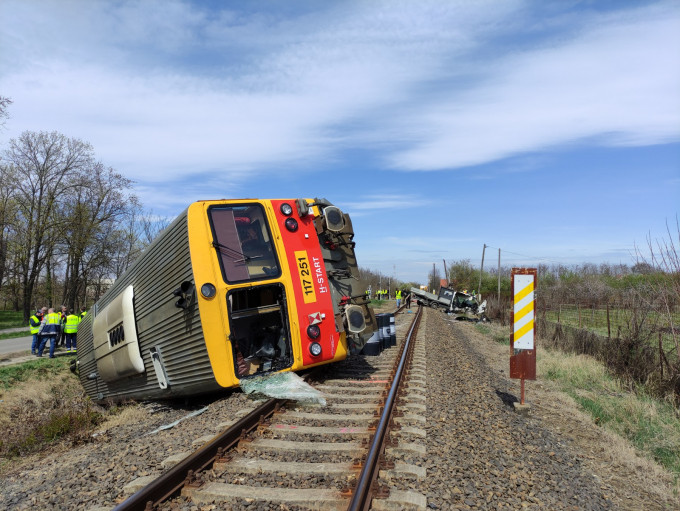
[29,315,41,335]
[65,314,80,334]
[40,312,62,336]
[46,313,61,325]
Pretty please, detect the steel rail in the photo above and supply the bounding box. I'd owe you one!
[113,308,419,511]
[347,304,423,511]
[112,397,283,511]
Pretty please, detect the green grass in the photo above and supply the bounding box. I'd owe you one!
[475,323,509,345]
[0,310,26,329]
[538,349,680,482]
[0,356,73,390]
[571,395,616,426]
[0,329,31,341]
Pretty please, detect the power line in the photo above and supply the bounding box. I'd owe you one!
[483,246,570,266]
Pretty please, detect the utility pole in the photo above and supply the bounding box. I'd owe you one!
[479,244,486,298]
[442,259,448,285]
[497,248,501,301]
[432,263,436,291]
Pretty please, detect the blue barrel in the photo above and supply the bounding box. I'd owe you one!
[362,328,381,356]
[371,313,385,351]
[380,314,390,350]
[388,313,396,347]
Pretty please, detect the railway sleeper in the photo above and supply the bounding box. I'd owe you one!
[214,457,355,476]
[245,438,365,456]
[263,423,372,438]
[183,482,349,511]
[183,479,426,511]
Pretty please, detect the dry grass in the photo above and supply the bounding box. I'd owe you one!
[545,390,677,507]
[0,373,103,462]
[94,404,149,434]
[539,350,618,392]
[474,321,509,345]
[538,347,680,492]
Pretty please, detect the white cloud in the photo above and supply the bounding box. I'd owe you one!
[341,194,429,212]
[0,1,677,218]
[388,3,680,170]
[0,0,527,180]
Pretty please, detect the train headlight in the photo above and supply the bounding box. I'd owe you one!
[345,305,366,333]
[309,342,322,357]
[280,203,293,216]
[323,206,345,232]
[200,283,216,298]
[284,218,299,232]
[307,324,321,339]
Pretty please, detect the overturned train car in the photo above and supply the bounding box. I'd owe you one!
[76,198,377,402]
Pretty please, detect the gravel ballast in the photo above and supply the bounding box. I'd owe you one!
[1,305,677,510]
[424,309,614,510]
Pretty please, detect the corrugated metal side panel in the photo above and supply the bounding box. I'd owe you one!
[78,210,222,400]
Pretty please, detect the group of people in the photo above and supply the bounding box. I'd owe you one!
[29,305,87,358]
[373,289,389,300]
[367,289,412,308]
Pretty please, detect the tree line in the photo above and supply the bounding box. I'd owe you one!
[1,120,166,320]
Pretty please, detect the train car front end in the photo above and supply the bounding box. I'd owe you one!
[76,198,376,402]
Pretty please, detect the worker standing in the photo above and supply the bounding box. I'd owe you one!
[396,289,402,308]
[58,305,67,347]
[29,309,43,355]
[37,308,62,358]
[64,310,80,353]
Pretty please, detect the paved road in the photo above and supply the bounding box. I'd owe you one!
[0,334,33,355]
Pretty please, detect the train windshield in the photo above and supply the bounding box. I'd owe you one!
[209,204,280,283]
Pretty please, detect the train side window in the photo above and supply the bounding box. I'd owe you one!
[208,204,281,283]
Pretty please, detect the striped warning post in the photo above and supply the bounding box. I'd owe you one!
[513,274,535,350]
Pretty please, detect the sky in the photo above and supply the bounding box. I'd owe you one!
[1,0,679,284]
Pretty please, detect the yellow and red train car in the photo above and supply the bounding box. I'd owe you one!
[76,198,376,402]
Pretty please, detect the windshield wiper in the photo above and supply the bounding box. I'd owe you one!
[212,241,247,262]
[212,241,264,262]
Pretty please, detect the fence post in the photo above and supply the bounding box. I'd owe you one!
[607,304,611,339]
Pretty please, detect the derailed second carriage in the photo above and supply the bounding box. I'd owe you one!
[76,198,377,402]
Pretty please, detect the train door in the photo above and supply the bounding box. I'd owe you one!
[227,284,293,378]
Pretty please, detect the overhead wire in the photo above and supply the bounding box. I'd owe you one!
[482,245,570,266]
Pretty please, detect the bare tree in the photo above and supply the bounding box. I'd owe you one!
[634,217,680,362]
[0,96,12,128]
[0,164,19,294]
[60,163,137,310]
[3,131,95,319]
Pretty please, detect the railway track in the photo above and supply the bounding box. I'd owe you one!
[114,305,426,511]
[6,305,668,509]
